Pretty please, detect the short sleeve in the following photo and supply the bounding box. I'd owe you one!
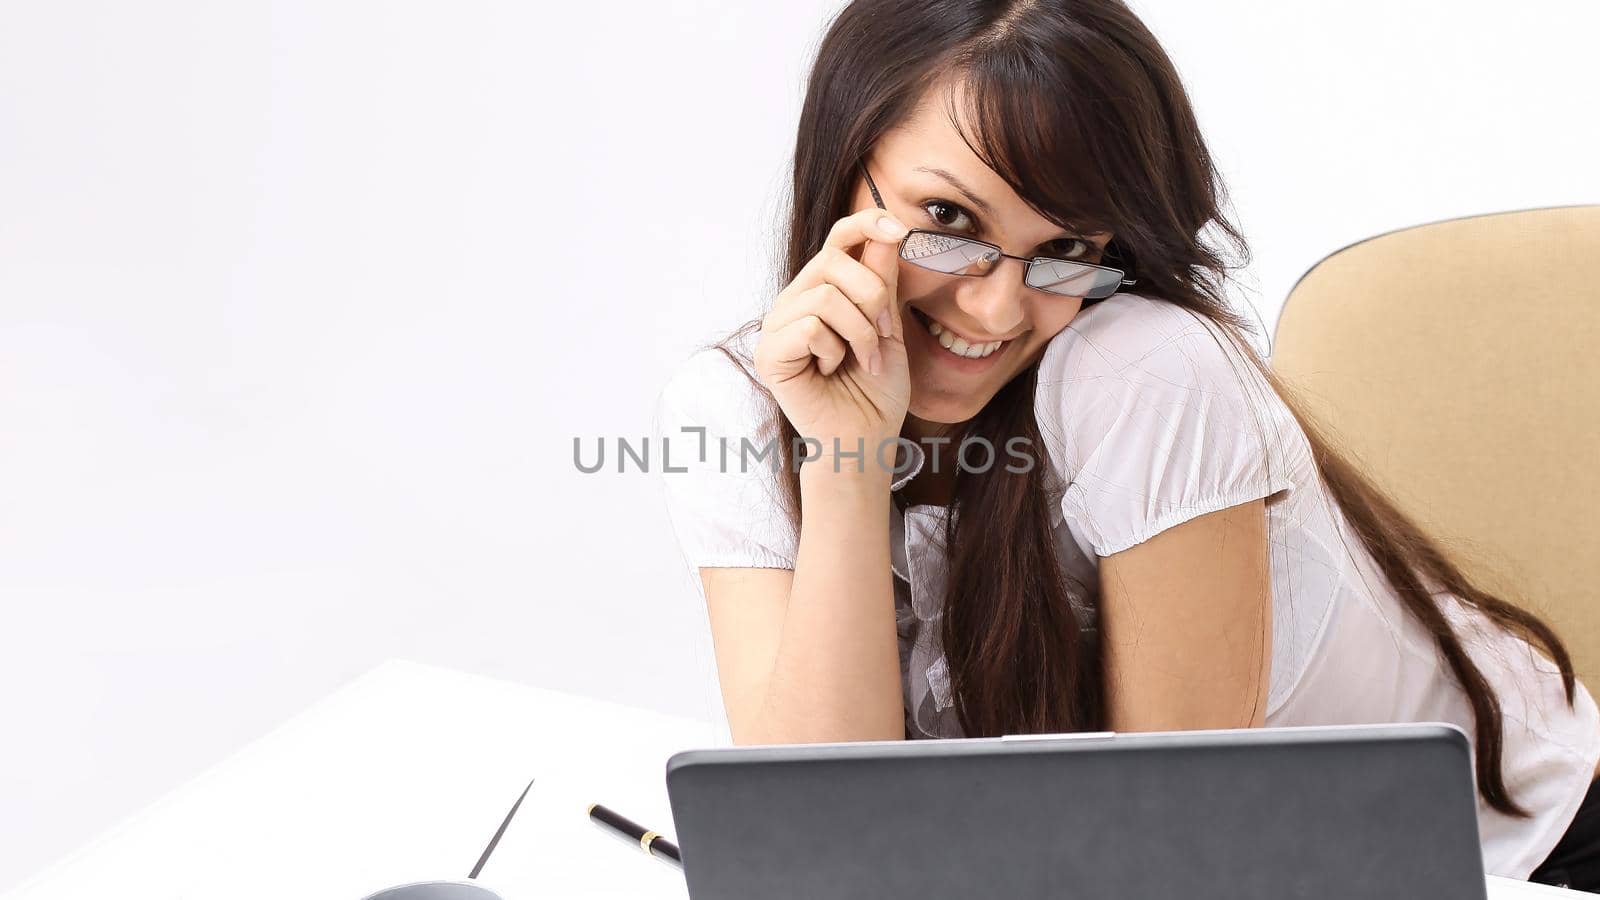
[652,347,799,578]
[1034,294,1297,557]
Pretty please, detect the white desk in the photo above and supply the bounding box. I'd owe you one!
[2,660,1586,899]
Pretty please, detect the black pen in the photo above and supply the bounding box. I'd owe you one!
[586,802,683,870]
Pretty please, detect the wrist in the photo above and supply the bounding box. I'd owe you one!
[796,435,901,482]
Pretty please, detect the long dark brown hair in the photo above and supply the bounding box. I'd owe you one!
[704,0,1578,818]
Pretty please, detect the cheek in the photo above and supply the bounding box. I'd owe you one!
[1011,302,1083,362]
[1024,294,1084,330]
[894,265,945,301]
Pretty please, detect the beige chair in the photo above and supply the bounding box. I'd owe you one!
[1270,205,1600,692]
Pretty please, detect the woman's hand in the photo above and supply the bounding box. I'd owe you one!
[754,208,912,461]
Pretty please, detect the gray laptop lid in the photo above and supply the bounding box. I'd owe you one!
[664,722,1487,900]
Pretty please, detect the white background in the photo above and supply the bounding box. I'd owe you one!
[2,0,1596,890]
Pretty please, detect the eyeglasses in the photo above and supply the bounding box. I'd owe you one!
[860,163,1135,302]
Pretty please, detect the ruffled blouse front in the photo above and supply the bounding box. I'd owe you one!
[887,441,1100,741]
[891,500,966,740]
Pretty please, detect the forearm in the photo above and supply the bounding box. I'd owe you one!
[752,450,904,744]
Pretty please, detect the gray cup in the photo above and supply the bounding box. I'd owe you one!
[359,880,504,900]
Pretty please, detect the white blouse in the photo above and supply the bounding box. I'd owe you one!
[651,292,1600,880]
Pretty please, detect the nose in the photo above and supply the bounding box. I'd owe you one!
[954,255,1028,337]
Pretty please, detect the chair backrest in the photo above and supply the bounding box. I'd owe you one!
[1270,205,1600,691]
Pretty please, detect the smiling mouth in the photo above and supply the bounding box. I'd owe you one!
[910,307,1012,360]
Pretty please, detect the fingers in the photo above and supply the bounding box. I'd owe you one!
[823,206,911,257]
[758,275,883,373]
[807,281,885,374]
[762,312,851,379]
[787,245,893,331]
[760,207,909,381]
[829,207,906,340]
[772,210,908,339]
[858,227,903,341]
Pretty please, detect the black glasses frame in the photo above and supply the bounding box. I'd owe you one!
[859,162,1135,303]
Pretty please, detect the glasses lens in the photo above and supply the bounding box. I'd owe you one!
[899,231,1003,276]
[900,230,1126,300]
[1025,257,1125,300]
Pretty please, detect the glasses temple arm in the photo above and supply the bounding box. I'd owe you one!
[859,162,887,209]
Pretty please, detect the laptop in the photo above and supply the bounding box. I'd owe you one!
[664,722,1487,900]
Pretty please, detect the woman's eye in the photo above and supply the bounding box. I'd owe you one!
[922,200,973,232]
[923,199,1096,260]
[1044,238,1095,260]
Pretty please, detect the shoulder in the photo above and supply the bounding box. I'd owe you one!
[653,327,798,572]
[1032,293,1280,443]
[654,328,771,440]
[1035,292,1259,395]
[1029,294,1299,554]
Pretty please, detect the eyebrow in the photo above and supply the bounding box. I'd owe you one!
[913,166,996,219]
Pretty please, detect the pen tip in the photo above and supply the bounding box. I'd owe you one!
[586,802,597,815]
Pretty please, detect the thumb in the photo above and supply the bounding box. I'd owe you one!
[860,229,904,341]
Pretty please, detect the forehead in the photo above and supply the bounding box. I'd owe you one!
[876,80,988,173]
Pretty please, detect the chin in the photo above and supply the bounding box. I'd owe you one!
[908,397,988,426]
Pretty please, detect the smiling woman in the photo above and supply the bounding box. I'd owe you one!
[651,0,1600,887]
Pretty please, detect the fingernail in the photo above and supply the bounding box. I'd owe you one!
[877,308,892,337]
[868,349,882,376]
[877,216,908,239]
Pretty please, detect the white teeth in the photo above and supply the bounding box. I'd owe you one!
[921,312,1004,359]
